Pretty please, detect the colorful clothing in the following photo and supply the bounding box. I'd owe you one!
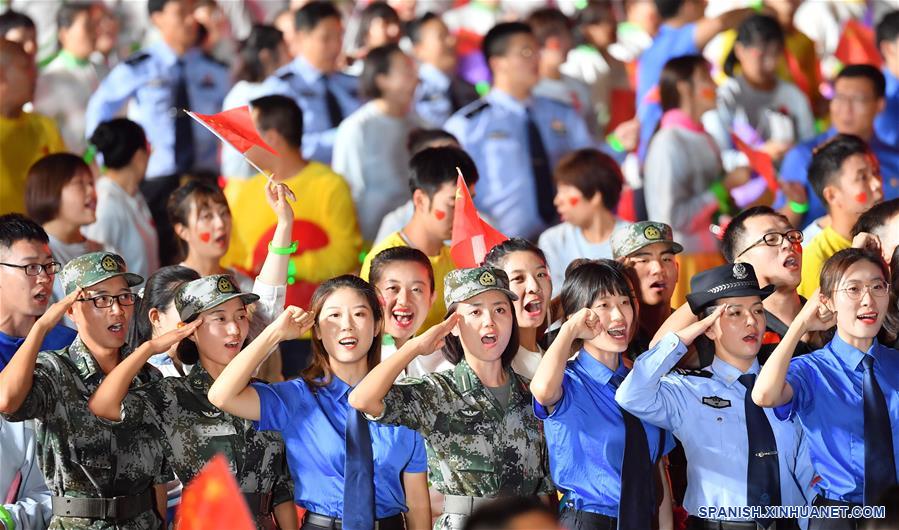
[797,226,850,299]
[0,112,65,215]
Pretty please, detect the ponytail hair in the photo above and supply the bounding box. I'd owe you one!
[723,14,784,78]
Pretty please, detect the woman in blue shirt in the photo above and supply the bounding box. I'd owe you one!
[754,248,899,529]
[530,259,674,530]
[209,275,431,530]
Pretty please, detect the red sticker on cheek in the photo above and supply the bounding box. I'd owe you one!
[854,192,867,204]
[568,197,580,206]
[434,209,446,221]
[199,232,211,243]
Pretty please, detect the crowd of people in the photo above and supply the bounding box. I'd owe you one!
[1,0,899,530]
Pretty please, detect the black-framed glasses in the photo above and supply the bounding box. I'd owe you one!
[736,230,803,259]
[834,280,889,301]
[77,293,137,308]
[0,261,62,276]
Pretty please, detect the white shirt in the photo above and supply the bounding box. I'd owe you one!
[538,220,631,290]
[84,177,159,281]
[0,419,51,530]
[382,336,453,381]
[511,344,543,381]
[33,51,104,153]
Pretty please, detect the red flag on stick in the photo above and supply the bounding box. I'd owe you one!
[730,133,779,193]
[176,454,255,530]
[450,169,507,267]
[834,19,882,68]
[185,106,278,180]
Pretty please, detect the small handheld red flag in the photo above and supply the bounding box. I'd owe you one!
[450,169,507,267]
[176,454,255,530]
[834,19,882,68]
[186,106,278,181]
[730,133,779,193]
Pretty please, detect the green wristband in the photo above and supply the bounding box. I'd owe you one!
[788,200,809,214]
[268,241,298,255]
[606,133,625,153]
[750,0,764,12]
[0,505,15,530]
[709,180,732,215]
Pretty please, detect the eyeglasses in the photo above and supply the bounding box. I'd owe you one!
[736,230,803,259]
[834,280,889,301]
[832,94,876,106]
[0,261,62,276]
[77,293,137,308]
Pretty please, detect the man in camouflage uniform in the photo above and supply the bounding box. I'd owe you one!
[89,274,294,530]
[366,266,555,530]
[0,252,172,529]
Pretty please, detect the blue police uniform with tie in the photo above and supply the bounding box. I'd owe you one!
[257,56,360,164]
[444,89,593,240]
[414,63,479,128]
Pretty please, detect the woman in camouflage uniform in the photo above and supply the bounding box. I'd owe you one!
[0,252,184,529]
[349,266,555,530]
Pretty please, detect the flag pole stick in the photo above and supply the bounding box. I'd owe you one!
[184,110,275,185]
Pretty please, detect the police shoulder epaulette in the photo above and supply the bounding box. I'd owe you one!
[124,51,151,67]
[463,100,490,119]
[673,367,713,378]
[203,53,227,68]
[278,71,295,81]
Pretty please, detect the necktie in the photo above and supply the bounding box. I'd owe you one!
[323,76,344,128]
[862,355,898,504]
[344,408,375,530]
[738,374,781,528]
[611,373,655,530]
[173,59,195,174]
[525,108,558,226]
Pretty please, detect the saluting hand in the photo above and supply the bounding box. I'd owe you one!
[563,307,602,341]
[675,305,725,345]
[265,181,297,225]
[404,313,460,357]
[148,318,204,354]
[35,289,81,330]
[272,306,314,342]
[796,289,836,333]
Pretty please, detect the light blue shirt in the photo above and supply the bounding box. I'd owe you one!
[414,63,455,128]
[775,333,899,504]
[616,333,814,520]
[444,89,593,239]
[534,350,674,517]
[257,56,361,164]
[875,68,899,149]
[537,220,631,290]
[252,376,427,518]
[85,41,229,179]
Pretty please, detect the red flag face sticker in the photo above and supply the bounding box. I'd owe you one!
[434,209,446,221]
[199,232,212,243]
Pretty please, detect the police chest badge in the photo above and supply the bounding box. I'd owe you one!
[478,271,496,287]
[550,119,567,135]
[732,263,748,280]
[643,225,662,241]
[100,255,118,272]
[702,396,731,409]
[217,277,236,294]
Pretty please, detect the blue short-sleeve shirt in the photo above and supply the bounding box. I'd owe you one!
[0,324,76,370]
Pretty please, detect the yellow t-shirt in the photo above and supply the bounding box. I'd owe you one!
[797,226,851,299]
[0,112,66,215]
[360,231,456,332]
[222,161,362,309]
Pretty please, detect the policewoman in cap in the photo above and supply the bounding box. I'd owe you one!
[350,266,554,530]
[88,274,298,529]
[0,252,173,529]
[616,263,814,530]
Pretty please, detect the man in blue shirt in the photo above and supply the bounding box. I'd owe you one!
[875,11,899,147]
[777,65,899,227]
[445,22,593,240]
[258,1,360,164]
[85,0,229,265]
[0,215,75,370]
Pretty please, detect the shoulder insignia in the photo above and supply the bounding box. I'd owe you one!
[674,367,713,378]
[202,53,227,69]
[278,71,296,81]
[124,52,151,67]
[463,100,490,119]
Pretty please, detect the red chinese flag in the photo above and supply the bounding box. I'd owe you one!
[606,88,636,133]
[187,106,279,156]
[834,19,882,68]
[450,172,507,267]
[730,133,779,193]
[176,454,255,530]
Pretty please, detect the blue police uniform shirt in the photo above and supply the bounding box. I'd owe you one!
[414,63,457,128]
[0,324,76,370]
[252,376,427,518]
[534,350,674,517]
[774,333,899,504]
[616,333,814,520]
[875,68,899,148]
[85,41,229,179]
[257,56,360,164]
[444,89,593,239]
[774,128,899,225]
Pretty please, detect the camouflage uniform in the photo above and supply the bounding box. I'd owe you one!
[371,267,554,530]
[609,221,683,260]
[2,252,171,530]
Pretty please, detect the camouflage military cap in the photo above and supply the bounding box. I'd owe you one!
[611,221,684,259]
[175,274,260,322]
[59,252,144,295]
[444,266,518,310]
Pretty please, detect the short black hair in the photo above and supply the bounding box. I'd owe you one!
[359,43,403,100]
[876,10,899,50]
[235,24,284,84]
[0,10,35,35]
[482,22,533,63]
[408,146,479,197]
[57,2,92,30]
[654,0,685,20]
[525,7,571,46]
[250,94,304,148]
[407,128,458,155]
[369,246,435,293]
[484,238,548,270]
[836,64,886,99]
[407,12,440,45]
[294,1,341,33]
[90,118,148,170]
[720,206,792,262]
[462,496,556,530]
[355,2,400,49]
[148,0,177,16]
[807,134,873,207]
[851,198,899,238]
[552,148,623,211]
[0,213,49,250]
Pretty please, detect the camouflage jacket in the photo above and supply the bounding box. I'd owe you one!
[2,337,171,530]
[120,363,293,529]
[375,359,554,498]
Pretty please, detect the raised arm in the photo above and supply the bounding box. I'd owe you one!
[348,314,458,417]
[530,308,599,409]
[694,7,756,50]
[208,306,313,420]
[255,182,295,288]
[753,292,833,407]
[88,320,203,420]
[0,291,78,414]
